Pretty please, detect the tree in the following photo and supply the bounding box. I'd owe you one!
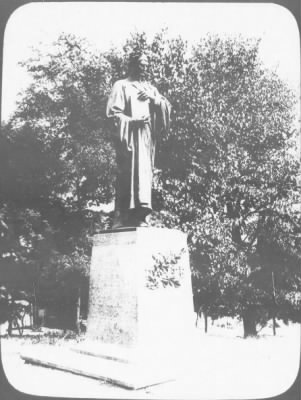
[0,34,114,328]
[12,34,116,209]
[121,33,300,336]
[152,35,300,336]
[1,31,300,337]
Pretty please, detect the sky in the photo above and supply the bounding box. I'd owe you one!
[1,2,300,122]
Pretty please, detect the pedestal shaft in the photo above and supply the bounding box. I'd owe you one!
[87,228,195,354]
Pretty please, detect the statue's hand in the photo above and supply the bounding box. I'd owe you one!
[137,89,155,102]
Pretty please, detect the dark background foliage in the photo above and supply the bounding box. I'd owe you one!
[0,31,300,337]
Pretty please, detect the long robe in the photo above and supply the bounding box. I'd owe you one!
[106,78,171,214]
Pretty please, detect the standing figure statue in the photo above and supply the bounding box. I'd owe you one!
[107,51,171,228]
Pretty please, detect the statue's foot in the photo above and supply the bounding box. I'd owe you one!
[137,220,148,227]
[126,215,148,227]
[136,209,150,227]
[112,211,125,229]
[124,207,151,228]
[112,222,124,229]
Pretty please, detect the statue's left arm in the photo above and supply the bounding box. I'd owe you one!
[144,87,171,167]
[151,89,171,133]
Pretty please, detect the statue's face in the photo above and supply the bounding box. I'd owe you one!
[130,54,149,79]
[137,54,148,73]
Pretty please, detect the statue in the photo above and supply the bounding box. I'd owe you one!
[107,50,171,228]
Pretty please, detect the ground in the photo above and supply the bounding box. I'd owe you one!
[0,318,300,399]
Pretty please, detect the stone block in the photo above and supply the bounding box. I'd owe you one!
[86,227,195,355]
[21,227,196,389]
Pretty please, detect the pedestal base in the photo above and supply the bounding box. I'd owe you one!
[21,228,195,389]
[21,344,177,390]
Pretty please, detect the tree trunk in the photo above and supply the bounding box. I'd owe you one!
[242,308,258,338]
[195,313,199,328]
[272,317,277,336]
[271,272,277,336]
[195,305,202,328]
[75,287,81,334]
[32,283,38,329]
[30,303,34,328]
[7,296,13,336]
[7,318,12,336]
[204,311,208,333]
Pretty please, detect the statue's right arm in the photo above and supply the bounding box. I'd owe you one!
[106,81,130,122]
[107,81,147,147]
[106,81,131,144]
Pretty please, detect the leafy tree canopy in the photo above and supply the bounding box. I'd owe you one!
[1,31,300,336]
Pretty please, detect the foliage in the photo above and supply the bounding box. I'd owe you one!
[116,33,301,334]
[11,34,115,208]
[146,249,185,290]
[150,35,300,334]
[0,34,111,325]
[0,31,300,336]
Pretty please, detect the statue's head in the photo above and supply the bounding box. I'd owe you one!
[128,50,149,80]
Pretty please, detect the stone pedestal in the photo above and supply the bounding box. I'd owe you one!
[21,228,196,389]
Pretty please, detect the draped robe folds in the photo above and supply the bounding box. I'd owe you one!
[106,78,171,216]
